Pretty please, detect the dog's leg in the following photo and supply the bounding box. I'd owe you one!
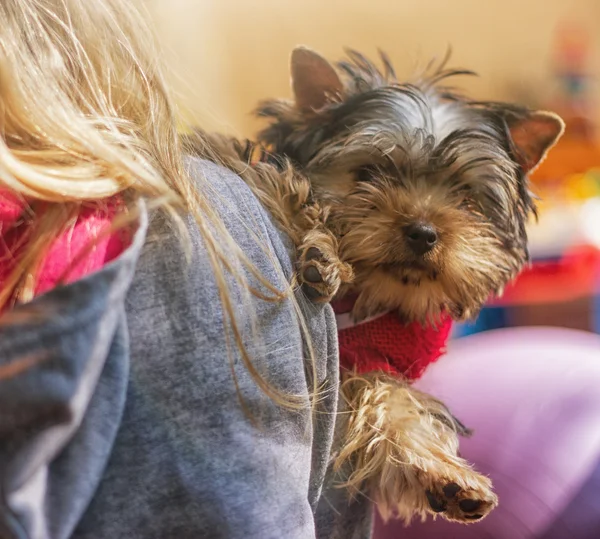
[193,132,353,302]
[295,204,354,303]
[231,160,354,303]
[335,372,498,525]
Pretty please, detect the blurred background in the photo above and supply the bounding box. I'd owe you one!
[147,0,600,338]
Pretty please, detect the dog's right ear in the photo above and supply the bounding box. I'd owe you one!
[291,46,344,112]
[506,111,565,174]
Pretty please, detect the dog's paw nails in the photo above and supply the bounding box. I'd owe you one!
[298,247,330,302]
[458,499,483,513]
[426,491,447,513]
[298,244,352,304]
[301,282,326,301]
[418,469,497,523]
[442,483,462,498]
[299,261,333,303]
[303,265,323,283]
[429,477,497,523]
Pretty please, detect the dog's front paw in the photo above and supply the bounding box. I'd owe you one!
[336,373,498,525]
[298,245,353,303]
[421,468,498,523]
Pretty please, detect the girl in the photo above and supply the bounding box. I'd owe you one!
[0,1,368,537]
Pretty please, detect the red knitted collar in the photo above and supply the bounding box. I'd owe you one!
[331,294,452,381]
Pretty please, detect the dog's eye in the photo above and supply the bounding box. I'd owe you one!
[454,184,474,199]
[355,166,377,182]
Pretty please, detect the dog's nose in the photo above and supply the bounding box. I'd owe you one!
[405,222,438,255]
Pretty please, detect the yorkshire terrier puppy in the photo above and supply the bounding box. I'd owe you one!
[188,47,564,524]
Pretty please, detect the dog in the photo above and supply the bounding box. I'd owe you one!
[187,47,564,524]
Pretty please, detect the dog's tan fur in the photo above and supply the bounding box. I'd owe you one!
[185,48,564,525]
[337,372,498,523]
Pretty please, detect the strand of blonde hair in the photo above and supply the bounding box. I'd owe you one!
[0,0,316,409]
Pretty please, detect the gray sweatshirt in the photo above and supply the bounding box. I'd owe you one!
[0,159,372,539]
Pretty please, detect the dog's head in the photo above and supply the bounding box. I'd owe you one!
[256,47,564,323]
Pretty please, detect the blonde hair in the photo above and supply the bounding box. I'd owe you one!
[0,0,311,406]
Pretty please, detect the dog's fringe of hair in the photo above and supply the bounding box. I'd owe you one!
[337,47,478,98]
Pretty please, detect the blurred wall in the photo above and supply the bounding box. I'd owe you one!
[147,0,600,137]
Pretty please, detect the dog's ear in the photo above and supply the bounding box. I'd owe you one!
[290,46,344,112]
[506,111,565,173]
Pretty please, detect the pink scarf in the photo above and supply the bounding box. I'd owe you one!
[0,190,128,310]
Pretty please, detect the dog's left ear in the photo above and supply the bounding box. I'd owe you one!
[506,111,565,173]
[291,46,344,112]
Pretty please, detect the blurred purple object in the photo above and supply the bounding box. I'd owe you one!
[374,327,600,539]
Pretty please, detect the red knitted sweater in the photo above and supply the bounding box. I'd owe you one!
[332,295,453,381]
